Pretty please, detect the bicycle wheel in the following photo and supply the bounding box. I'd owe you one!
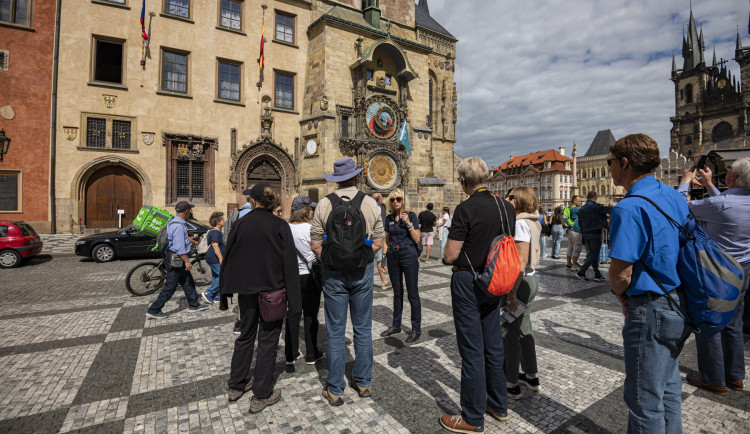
[126,262,166,296]
[191,258,213,287]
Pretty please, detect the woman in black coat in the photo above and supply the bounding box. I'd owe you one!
[219,183,301,413]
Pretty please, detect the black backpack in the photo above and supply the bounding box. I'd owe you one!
[322,191,374,271]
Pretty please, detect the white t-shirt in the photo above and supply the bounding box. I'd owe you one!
[289,222,315,275]
[514,219,535,275]
[441,213,451,229]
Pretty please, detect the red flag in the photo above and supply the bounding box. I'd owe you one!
[140,0,148,40]
[259,12,265,72]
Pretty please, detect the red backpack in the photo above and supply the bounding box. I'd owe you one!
[462,194,521,296]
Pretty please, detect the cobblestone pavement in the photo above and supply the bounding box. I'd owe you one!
[0,243,748,433]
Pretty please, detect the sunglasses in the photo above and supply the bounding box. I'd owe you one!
[274,209,283,215]
[389,197,403,203]
[506,194,515,201]
[606,157,619,167]
[457,177,464,184]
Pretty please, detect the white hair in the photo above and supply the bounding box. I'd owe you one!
[457,156,489,188]
[731,157,750,188]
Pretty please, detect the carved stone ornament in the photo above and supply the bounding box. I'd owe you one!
[103,95,116,109]
[307,121,313,131]
[142,132,155,146]
[261,106,274,138]
[320,96,329,111]
[64,126,78,141]
[376,76,386,88]
[314,120,319,128]
[418,131,423,139]
[229,136,297,194]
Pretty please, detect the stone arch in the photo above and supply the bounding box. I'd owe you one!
[230,137,296,198]
[711,121,733,143]
[72,156,153,206]
[353,39,418,81]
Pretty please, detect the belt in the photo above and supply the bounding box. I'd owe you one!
[389,245,413,252]
[452,265,483,273]
[630,289,678,299]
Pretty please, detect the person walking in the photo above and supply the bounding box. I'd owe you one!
[575,191,612,282]
[380,188,422,343]
[608,134,691,432]
[146,201,209,319]
[440,156,515,432]
[503,187,542,399]
[371,193,391,289]
[310,158,384,406]
[564,196,583,270]
[285,195,325,367]
[549,207,565,259]
[418,203,438,263]
[439,207,451,259]
[220,183,301,413]
[202,212,226,304]
[679,158,750,395]
[538,207,549,259]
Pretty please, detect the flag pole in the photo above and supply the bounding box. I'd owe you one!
[257,4,267,90]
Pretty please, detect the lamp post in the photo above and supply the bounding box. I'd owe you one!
[0,129,10,163]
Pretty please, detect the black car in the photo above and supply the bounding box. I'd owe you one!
[74,220,210,262]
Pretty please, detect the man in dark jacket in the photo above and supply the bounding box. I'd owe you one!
[219,183,301,413]
[575,191,612,282]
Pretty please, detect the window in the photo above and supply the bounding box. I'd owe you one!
[711,122,733,143]
[385,74,391,86]
[93,39,124,84]
[165,133,215,205]
[0,0,30,26]
[341,115,349,138]
[274,71,293,109]
[82,113,136,150]
[0,226,7,237]
[0,170,21,212]
[220,0,241,30]
[685,84,693,103]
[165,0,189,18]
[367,69,373,82]
[218,60,241,101]
[162,50,188,93]
[275,11,294,43]
[0,50,8,71]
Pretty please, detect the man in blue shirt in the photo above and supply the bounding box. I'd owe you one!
[238,188,254,218]
[608,134,690,433]
[679,158,750,394]
[146,201,209,318]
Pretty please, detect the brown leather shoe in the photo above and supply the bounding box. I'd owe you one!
[439,414,483,433]
[686,373,727,395]
[726,378,744,391]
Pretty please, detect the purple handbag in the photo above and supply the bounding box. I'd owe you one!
[258,288,287,322]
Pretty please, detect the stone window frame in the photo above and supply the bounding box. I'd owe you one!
[0,49,8,71]
[80,112,138,152]
[273,70,295,110]
[216,57,243,104]
[217,0,243,32]
[274,10,295,45]
[0,169,22,213]
[0,0,33,28]
[90,35,127,88]
[164,133,216,206]
[158,47,191,97]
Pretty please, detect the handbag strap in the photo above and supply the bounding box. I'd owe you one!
[622,195,690,239]
[637,260,698,334]
[461,193,511,277]
[294,247,311,272]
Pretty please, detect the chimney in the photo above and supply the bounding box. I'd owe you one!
[558,147,565,156]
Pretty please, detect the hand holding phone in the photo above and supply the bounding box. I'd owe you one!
[692,155,708,172]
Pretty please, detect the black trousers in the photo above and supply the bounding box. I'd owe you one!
[228,294,283,399]
[285,268,323,361]
[387,247,421,333]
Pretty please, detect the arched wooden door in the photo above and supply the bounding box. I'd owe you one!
[246,160,282,195]
[85,165,143,228]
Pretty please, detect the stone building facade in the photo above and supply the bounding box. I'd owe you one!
[489,148,573,212]
[575,129,625,205]
[0,1,56,232]
[53,0,461,232]
[670,4,750,161]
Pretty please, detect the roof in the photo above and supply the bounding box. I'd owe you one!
[415,1,455,40]
[495,149,572,171]
[584,129,616,157]
[316,6,422,46]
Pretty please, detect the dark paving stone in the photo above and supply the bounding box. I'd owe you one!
[125,374,230,419]
[574,299,621,314]
[109,304,149,333]
[533,298,568,313]
[0,334,107,357]
[0,302,124,321]
[0,408,68,433]
[536,329,623,373]
[72,337,142,405]
[76,419,126,434]
[550,386,627,433]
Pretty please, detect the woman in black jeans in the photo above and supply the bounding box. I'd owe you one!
[219,183,301,413]
[380,188,422,343]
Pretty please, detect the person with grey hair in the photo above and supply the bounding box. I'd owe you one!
[679,157,750,395]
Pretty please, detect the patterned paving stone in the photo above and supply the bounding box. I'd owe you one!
[0,308,119,347]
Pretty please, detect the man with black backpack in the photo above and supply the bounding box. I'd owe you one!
[607,134,690,433]
[310,158,384,407]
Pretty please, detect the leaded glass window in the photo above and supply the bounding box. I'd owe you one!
[162,51,187,93]
[86,118,107,148]
[191,162,204,198]
[176,160,190,197]
[274,72,293,109]
[275,12,294,43]
[112,120,131,149]
[219,61,240,101]
[165,0,189,18]
[0,0,30,26]
[220,0,241,29]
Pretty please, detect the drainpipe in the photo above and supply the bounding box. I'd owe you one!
[49,0,62,233]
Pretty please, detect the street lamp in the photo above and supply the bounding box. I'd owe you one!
[0,129,10,163]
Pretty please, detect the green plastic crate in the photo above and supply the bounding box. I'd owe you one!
[132,205,153,231]
[142,208,173,237]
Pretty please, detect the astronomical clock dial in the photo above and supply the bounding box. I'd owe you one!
[306,138,318,155]
[717,79,727,89]
[367,153,399,190]
[365,97,400,140]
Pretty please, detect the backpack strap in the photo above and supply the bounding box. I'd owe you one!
[623,195,687,235]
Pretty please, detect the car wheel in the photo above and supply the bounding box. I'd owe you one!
[0,250,22,269]
[92,244,116,263]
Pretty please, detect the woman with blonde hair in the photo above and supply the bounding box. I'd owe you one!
[503,186,542,398]
[379,188,422,343]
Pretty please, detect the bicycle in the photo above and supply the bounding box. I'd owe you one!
[125,250,212,296]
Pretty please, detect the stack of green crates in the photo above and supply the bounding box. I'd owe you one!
[133,205,174,237]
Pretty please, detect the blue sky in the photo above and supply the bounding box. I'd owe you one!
[426,0,748,169]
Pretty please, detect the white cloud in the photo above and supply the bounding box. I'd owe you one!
[426,0,747,168]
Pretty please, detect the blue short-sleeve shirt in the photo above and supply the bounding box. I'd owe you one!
[609,175,689,296]
[385,212,420,248]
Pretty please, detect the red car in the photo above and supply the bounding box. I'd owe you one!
[0,221,43,268]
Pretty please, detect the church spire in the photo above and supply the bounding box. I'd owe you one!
[682,3,703,70]
[712,44,717,67]
[672,49,677,72]
[418,0,430,15]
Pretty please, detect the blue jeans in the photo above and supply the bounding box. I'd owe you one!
[451,271,507,427]
[623,291,690,434]
[322,262,374,396]
[539,235,547,258]
[579,232,602,277]
[147,254,201,314]
[551,225,564,257]
[695,261,750,386]
[386,247,421,333]
[204,262,221,301]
